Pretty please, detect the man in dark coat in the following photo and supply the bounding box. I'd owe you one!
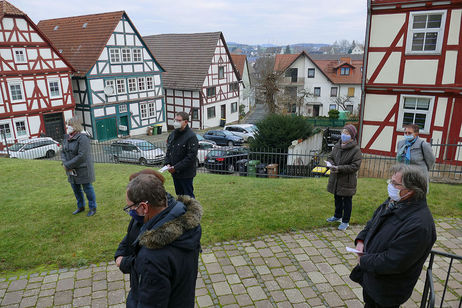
[350,164,436,307]
[164,112,198,198]
[123,174,202,308]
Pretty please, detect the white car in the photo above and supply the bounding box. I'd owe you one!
[1,137,61,159]
[110,139,165,165]
[196,140,219,167]
[224,124,258,142]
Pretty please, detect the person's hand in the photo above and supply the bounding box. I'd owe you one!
[168,166,175,174]
[116,256,123,267]
[330,165,338,173]
[355,240,364,263]
[63,166,69,172]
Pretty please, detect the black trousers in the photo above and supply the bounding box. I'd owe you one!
[173,178,195,198]
[363,289,399,308]
[334,194,352,223]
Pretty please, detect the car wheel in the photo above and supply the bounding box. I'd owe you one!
[113,155,119,163]
[227,141,234,146]
[139,158,148,166]
[247,137,254,143]
[45,150,55,158]
[195,158,200,168]
[227,164,235,173]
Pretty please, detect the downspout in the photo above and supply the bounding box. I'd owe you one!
[359,0,372,147]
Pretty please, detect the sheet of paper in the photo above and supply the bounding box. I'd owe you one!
[325,160,332,167]
[346,246,362,254]
[159,165,170,173]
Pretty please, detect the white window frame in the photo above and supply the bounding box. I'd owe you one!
[105,80,115,96]
[138,77,146,91]
[121,48,132,63]
[207,106,216,119]
[307,68,315,78]
[329,104,337,110]
[116,79,126,94]
[132,49,142,62]
[13,48,27,64]
[109,48,121,63]
[146,76,154,90]
[397,95,434,134]
[140,103,148,119]
[406,10,446,55]
[140,102,155,120]
[330,87,338,97]
[14,119,28,138]
[314,87,321,97]
[127,78,137,93]
[0,120,13,141]
[8,81,25,103]
[47,78,61,98]
[119,104,127,113]
[148,102,155,117]
[231,102,237,113]
[218,66,225,79]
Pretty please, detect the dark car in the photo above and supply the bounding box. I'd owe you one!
[204,147,249,173]
[203,130,244,146]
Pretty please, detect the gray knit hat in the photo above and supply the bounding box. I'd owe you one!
[344,124,357,140]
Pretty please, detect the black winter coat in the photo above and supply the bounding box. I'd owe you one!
[327,140,362,196]
[165,125,198,179]
[126,195,202,308]
[352,197,436,306]
[61,132,95,184]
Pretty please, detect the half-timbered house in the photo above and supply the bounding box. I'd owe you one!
[38,11,165,141]
[143,32,241,129]
[231,54,254,114]
[0,1,75,147]
[360,0,462,164]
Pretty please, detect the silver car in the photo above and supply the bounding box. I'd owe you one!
[0,137,60,159]
[110,139,165,165]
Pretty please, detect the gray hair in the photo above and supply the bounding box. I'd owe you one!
[67,116,84,132]
[390,164,427,200]
[126,174,166,208]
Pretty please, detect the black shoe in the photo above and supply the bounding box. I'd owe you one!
[87,209,96,217]
[72,208,84,215]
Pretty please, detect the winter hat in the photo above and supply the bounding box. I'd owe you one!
[343,124,357,140]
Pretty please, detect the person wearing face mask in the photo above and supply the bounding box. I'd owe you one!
[396,124,435,190]
[349,164,436,308]
[326,124,363,230]
[164,112,199,198]
[61,116,97,216]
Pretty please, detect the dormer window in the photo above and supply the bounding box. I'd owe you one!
[340,67,350,75]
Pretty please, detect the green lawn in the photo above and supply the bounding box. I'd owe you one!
[0,158,461,277]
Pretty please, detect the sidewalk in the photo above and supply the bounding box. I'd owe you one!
[1,219,461,307]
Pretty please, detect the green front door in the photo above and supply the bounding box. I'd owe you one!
[119,116,129,136]
[95,117,117,141]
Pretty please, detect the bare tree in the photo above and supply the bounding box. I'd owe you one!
[254,56,283,113]
[276,88,314,116]
[331,95,351,111]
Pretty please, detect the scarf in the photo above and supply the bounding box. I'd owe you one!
[397,137,418,164]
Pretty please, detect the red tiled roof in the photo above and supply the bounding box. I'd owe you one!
[231,54,246,78]
[0,1,25,18]
[273,53,299,72]
[38,11,124,76]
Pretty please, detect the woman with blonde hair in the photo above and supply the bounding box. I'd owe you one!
[61,116,97,216]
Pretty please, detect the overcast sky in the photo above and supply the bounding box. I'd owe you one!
[12,0,367,46]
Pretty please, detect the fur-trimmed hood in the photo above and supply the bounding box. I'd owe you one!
[139,195,202,250]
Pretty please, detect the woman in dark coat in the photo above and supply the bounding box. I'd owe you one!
[326,124,362,230]
[61,116,97,217]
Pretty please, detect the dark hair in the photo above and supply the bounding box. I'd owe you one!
[127,174,166,208]
[390,164,427,200]
[403,124,420,134]
[129,169,165,183]
[176,111,189,122]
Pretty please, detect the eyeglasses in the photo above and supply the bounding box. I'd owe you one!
[387,179,404,188]
[404,131,414,135]
[123,201,147,213]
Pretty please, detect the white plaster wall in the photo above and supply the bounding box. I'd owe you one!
[442,51,457,84]
[94,108,104,117]
[370,14,406,47]
[434,97,447,127]
[361,124,378,149]
[367,52,385,80]
[447,9,461,45]
[287,132,323,165]
[363,94,397,121]
[403,60,438,84]
[432,130,443,157]
[375,52,401,84]
[29,116,40,135]
[202,98,239,128]
[370,126,394,152]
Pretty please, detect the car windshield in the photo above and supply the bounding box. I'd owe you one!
[8,143,25,151]
[247,126,258,132]
[196,134,205,141]
[135,141,157,151]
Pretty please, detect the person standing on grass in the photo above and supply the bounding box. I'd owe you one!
[61,116,97,217]
[326,124,362,231]
[396,124,435,190]
[164,111,199,198]
[349,164,436,308]
[123,174,202,308]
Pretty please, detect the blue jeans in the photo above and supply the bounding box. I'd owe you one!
[70,183,97,210]
[173,178,195,198]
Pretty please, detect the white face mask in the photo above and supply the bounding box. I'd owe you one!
[173,121,182,130]
[67,125,75,134]
[387,182,401,202]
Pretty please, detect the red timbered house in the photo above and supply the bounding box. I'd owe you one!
[0,1,74,147]
[143,32,241,129]
[360,0,462,164]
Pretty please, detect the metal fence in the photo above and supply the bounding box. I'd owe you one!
[2,139,461,183]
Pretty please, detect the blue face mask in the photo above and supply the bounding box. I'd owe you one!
[129,209,145,224]
[341,134,351,143]
[404,134,415,142]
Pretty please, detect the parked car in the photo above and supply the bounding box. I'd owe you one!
[110,139,165,165]
[197,140,219,167]
[204,147,249,173]
[0,137,60,159]
[224,124,258,142]
[203,130,244,146]
[196,133,216,145]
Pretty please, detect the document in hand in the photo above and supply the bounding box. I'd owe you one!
[346,247,364,255]
[159,165,170,173]
[325,160,332,167]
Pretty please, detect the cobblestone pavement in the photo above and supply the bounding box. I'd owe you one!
[1,219,461,307]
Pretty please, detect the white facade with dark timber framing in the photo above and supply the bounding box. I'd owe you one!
[38,11,165,141]
[0,1,75,147]
[144,32,241,130]
[360,0,462,164]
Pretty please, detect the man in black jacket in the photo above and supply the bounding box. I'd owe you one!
[164,112,198,198]
[350,164,436,307]
[123,174,202,308]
